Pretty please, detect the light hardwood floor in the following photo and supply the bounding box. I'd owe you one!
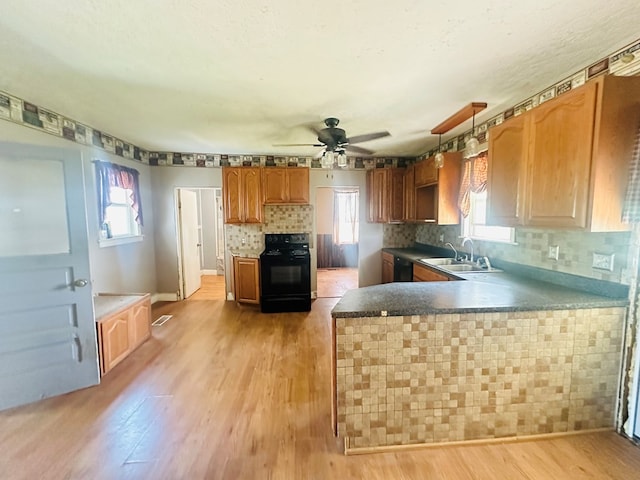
[1,296,640,479]
[316,268,358,298]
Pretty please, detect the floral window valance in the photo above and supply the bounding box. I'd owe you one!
[457,152,488,218]
[94,160,144,227]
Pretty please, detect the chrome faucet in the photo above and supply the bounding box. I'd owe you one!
[461,237,474,263]
[445,242,458,261]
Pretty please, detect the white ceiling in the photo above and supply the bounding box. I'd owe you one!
[0,1,639,157]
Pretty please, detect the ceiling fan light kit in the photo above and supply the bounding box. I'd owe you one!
[275,117,390,164]
[434,133,444,169]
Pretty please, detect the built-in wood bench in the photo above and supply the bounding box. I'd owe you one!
[94,293,151,376]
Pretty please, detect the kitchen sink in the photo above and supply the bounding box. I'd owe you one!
[419,257,502,273]
[419,258,461,265]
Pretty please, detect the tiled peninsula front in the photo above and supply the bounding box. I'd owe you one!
[331,279,627,453]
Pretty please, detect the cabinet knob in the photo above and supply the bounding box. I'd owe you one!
[74,279,89,288]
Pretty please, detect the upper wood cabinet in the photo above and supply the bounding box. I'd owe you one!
[414,152,461,224]
[366,168,404,223]
[262,167,310,204]
[223,167,263,224]
[415,157,438,186]
[403,164,416,222]
[487,75,640,231]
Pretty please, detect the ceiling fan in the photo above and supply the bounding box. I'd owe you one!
[274,117,390,165]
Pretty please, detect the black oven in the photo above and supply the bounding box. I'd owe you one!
[260,233,311,313]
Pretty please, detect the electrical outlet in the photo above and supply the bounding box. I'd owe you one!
[439,234,444,242]
[548,245,559,260]
[593,252,615,271]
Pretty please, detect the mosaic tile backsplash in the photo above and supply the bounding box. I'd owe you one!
[383,224,417,248]
[224,205,314,252]
[415,224,633,284]
[335,307,625,450]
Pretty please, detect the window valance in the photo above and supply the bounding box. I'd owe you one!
[94,161,144,227]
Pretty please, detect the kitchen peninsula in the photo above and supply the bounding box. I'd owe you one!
[330,264,628,453]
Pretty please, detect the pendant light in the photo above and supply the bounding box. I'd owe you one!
[434,134,444,169]
[464,111,480,159]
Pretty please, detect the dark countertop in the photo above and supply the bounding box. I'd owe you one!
[331,246,628,318]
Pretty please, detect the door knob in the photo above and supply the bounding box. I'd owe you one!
[74,279,89,287]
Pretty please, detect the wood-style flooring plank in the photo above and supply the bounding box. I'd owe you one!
[1,296,640,479]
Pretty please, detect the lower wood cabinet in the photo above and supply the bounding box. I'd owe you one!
[233,256,260,304]
[412,263,450,282]
[381,252,394,284]
[95,293,151,376]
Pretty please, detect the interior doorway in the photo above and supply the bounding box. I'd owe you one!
[176,187,226,300]
[315,187,359,298]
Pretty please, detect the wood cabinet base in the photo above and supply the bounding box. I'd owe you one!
[95,293,151,376]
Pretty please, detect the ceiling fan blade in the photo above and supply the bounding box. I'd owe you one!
[273,143,324,147]
[345,144,373,155]
[346,131,390,144]
[314,149,326,159]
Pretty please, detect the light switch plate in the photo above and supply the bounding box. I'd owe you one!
[593,252,615,271]
[548,245,559,260]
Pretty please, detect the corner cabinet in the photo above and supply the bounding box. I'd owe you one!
[222,167,263,224]
[414,153,461,224]
[487,75,640,232]
[233,256,260,304]
[262,167,310,204]
[366,168,405,223]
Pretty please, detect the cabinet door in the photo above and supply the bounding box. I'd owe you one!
[381,252,394,284]
[222,167,242,224]
[388,168,405,223]
[129,300,151,350]
[415,158,437,186]
[287,168,310,204]
[526,83,596,228]
[242,168,263,224]
[262,168,287,204]
[412,264,449,282]
[99,313,130,374]
[234,257,260,304]
[486,115,529,226]
[403,165,415,222]
[367,169,388,223]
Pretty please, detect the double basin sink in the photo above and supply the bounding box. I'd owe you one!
[419,257,502,274]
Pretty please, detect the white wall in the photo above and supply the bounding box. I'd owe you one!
[0,121,157,295]
[310,169,382,288]
[150,166,222,295]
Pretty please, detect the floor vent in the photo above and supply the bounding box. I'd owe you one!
[152,314,173,326]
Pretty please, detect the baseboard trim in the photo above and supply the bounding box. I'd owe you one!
[152,293,179,303]
[343,427,614,455]
[201,269,219,275]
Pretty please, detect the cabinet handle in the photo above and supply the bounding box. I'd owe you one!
[73,279,89,288]
[71,334,82,362]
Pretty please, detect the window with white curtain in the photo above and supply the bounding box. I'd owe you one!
[333,190,359,245]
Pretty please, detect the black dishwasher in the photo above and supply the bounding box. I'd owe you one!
[393,256,413,282]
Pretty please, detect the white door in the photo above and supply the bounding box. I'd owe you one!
[0,142,99,411]
[178,189,201,298]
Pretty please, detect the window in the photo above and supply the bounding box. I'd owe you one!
[334,190,359,245]
[459,153,514,243]
[103,186,141,238]
[94,161,144,245]
[461,190,515,243]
